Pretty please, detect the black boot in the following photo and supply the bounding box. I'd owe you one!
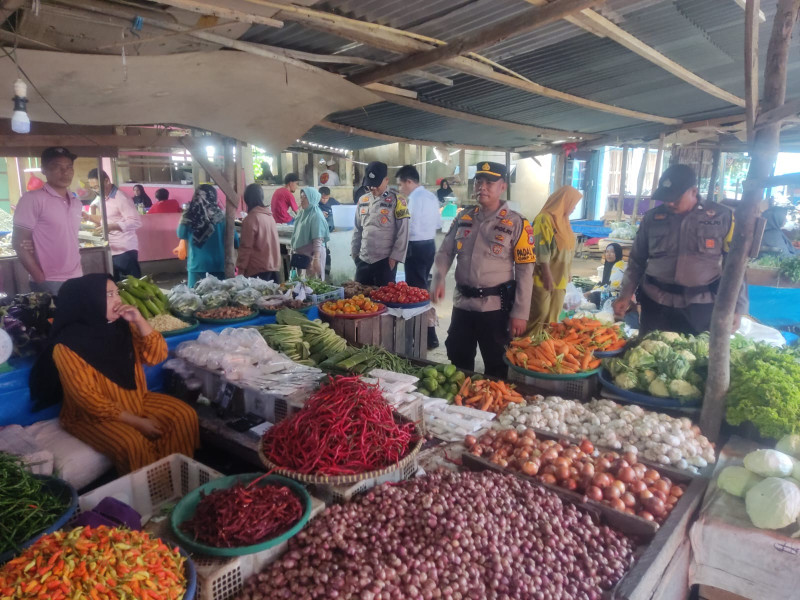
[427,326,439,350]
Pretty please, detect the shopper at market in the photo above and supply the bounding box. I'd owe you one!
[318,160,340,186]
[318,186,340,232]
[85,169,143,281]
[291,187,329,280]
[614,164,748,334]
[177,184,238,287]
[433,162,536,378]
[351,161,410,286]
[237,183,281,281]
[271,173,300,224]
[437,179,454,205]
[131,184,153,211]
[527,185,582,333]
[12,147,82,295]
[29,273,199,474]
[586,243,626,308]
[147,188,182,214]
[397,164,442,349]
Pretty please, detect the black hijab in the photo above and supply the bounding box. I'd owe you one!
[133,185,153,209]
[437,180,452,203]
[602,243,623,285]
[30,274,137,410]
[181,184,225,248]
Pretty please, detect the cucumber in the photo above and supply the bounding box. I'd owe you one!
[144,299,162,316]
[121,284,150,301]
[118,289,138,307]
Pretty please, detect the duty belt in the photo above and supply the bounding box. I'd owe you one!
[457,282,508,298]
[645,274,720,296]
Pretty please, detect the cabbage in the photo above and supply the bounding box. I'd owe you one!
[614,371,639,390]
[785,477,800,490]
[776,434,800,459]
[668,379,702,401]
[607,357,627,378]
[676,349,696,363]
[654,331,683,343]
[717,466,763,497]
[648,377,670,398]
[745,477,800,529]
[743,449,795,477]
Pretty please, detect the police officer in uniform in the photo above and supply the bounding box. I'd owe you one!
[614,164,747,334]
[433,162,536,378]
[351,161,411,286]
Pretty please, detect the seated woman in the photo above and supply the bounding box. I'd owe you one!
[290,187,330,280]
[587,243,625,308]
[30,274,199,474]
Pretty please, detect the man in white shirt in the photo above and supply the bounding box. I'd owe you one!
[319,160,340,187]
[84,169,143,280]
[396,165,442,348]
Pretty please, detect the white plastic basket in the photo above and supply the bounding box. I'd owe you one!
[309,287,344,305]
[76,453,223,524]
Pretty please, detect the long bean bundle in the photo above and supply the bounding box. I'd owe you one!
[261,376,418,476]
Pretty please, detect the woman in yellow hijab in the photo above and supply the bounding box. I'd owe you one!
[528,186,583,333]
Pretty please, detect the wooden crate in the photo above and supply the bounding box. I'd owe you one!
[698,585,749,600]
[324,311,429,360]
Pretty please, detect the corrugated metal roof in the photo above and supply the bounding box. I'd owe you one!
[241,0,800,150]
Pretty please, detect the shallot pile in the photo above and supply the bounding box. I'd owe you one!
[497,397,715,473]
[465,429,686,524]
[236,471,634,600]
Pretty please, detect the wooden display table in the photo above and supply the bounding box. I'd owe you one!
[321,307,430,360]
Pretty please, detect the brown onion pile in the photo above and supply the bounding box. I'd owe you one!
[465,429,686,524]
[236,471,634,600]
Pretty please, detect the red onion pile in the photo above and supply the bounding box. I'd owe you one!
[236,471,634,600]
[465,428,686,524]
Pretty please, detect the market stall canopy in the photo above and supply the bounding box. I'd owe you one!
[0,48,378,156]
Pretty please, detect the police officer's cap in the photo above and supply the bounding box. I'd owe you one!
[365,161,388,186]
[474,161,507,182]
[653,164,697,203]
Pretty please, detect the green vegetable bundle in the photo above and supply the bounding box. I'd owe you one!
[118,276,170,318]
[0,452,69,554]
[256,309,348,366]
[727,343,800,439]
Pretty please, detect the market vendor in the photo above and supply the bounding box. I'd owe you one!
[29,273,199,474]
[527,186,582,333]
[759,206,797,257]
[351,161,410,286]
[84,169,143,280]
[586,243,626,307]
[613,164,748,334]
[432,162,535,378]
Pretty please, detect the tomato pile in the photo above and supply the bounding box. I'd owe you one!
[370,281,429,304]
[321,294,382,315]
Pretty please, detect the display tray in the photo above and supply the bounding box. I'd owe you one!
[598,369,701,409]
[159,318,199,338]
[0,475,79,564]
[194,310,259,325]
[258,303,313,316]
[504,355,600,380]
[170,473,312,557]
[594,346,626,358]
[319,304,387,319]
[377,299,431,309]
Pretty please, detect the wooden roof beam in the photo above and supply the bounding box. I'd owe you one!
[525,0,745,107]
[132,0,283,29]
[349,0,603,86]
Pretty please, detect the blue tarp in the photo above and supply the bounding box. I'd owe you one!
[571,220,612,239]
[0,307,318,427]
[747,285,800,329]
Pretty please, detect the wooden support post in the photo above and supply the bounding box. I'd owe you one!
[459,148,467,185]
[96,157,112,274]
[617,145,629,220]
[745,0,761,143]
[224,142,237,278]
[418,146,427,185]
[631,147,648,224]
[554,151,565,189]
[701,0,800,443]
[506,151,512,202]
[649,134,665,209]
[707,148,722,202]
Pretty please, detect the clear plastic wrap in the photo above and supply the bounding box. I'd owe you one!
[168,289,204,316]
[248,277,280,293]
[200,289,230,309]
[194,274,224,295]
[232,287,263,308]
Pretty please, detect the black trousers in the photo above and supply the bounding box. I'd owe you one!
[112,250,141,281]
[254,271,280,282]
[639,290,714,336]
[354,257,397,287]
[404,239,436,290]
[445,308,510,379]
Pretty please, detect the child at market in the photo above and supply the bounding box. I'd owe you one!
[29,273,199,474]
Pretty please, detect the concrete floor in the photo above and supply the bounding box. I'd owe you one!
[149,229,601,374]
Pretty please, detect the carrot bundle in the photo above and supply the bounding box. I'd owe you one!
[453,377,524,413]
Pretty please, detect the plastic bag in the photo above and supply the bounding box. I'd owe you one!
[563,282,583,311]
[168,289,204,316]
[226,275,251,292]
[609,222,637,240]
[233,287,263,308]
[194,274,223,295]
[248,277,280,293]
[200,289,230,309]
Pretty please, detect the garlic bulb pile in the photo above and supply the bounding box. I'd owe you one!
[496,397,715,474]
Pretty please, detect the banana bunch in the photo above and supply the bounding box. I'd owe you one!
[118,276,169,318]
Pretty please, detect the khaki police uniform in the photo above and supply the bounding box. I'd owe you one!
[620,200,748,334]
[351,189,410,286]
[434,201,535,377]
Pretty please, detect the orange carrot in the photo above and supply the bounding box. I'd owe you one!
[580,350,593,370]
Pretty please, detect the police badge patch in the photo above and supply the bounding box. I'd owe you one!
[492,244,503,255]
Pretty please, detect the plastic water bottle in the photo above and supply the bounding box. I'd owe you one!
[289,268,298,281]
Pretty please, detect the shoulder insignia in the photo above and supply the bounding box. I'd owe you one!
[514,218,536,264]
[397,195,407,208]
[499,209,508,217]
[394,200,409,219]
[359,206,369,216]
[460,213,473,222]
[500,218,513,226]
[654,213,667,220]
[358,194,371,204]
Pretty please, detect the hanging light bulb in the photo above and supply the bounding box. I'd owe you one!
[11,78,30,134]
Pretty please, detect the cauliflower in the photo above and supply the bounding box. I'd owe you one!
[651,331,683,343]
[668,379,702,401]
[607,357,627,378]
[640,340,670,354]
[677,349,697,363]
[648,377,670,398]
[614,371,639,390]
[626,346,655,370]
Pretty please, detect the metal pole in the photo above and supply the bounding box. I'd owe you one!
[505,151,511,202]
[96,157,112,274]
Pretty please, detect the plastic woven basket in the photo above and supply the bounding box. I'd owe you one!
[195,311,259,325]
[169,474,312,557]
[160,318,199,338]
[598,369,701,409]
[503,355,600,380]
[259,418,424,486]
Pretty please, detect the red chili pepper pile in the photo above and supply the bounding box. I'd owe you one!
[261,376,418,476]
[180,478,303,548]
[0,525,186,600]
